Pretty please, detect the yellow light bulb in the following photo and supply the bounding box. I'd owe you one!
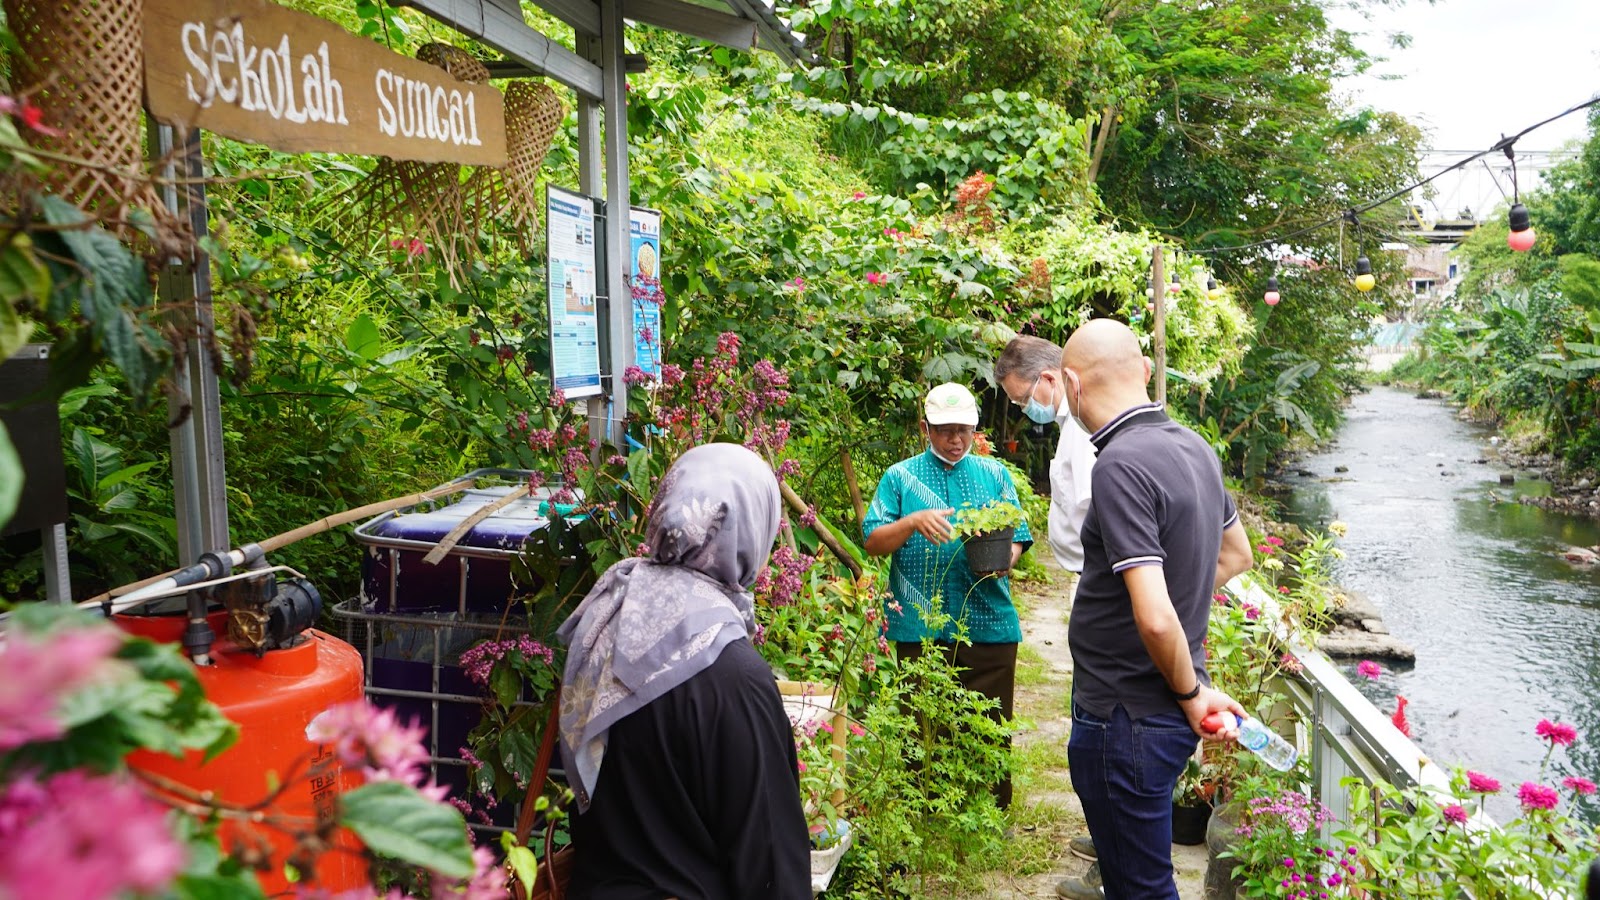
[1355,273,1376,292]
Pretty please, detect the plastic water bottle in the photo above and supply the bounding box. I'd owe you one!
[1203,712,1298,771]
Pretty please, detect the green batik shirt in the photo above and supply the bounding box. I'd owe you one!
[863,449,1033,644]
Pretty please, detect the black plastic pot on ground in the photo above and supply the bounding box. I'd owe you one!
[1171,800,1212,846]
[963,527,1014,574]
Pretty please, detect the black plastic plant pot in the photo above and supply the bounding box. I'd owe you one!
[963,527,1015,574]
[1171,801,1212,845]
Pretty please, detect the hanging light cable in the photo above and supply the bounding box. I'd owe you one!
[1347,210,1376,292]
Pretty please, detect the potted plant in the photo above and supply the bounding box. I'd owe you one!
[1172,757,1217,845]
[952,500,1024,574]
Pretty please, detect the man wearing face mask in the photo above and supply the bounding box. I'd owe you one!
[995,336,1098,575]
[863,382,1033,810]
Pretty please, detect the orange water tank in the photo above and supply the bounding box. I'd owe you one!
[118,611,367,894]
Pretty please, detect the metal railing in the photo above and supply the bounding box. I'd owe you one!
[1226,579,1477,846]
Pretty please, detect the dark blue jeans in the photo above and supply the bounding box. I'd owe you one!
[1067,702,1198,900]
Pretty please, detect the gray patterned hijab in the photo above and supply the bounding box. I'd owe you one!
[555,443,782,811]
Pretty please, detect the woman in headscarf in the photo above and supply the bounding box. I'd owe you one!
[556,443,811,900]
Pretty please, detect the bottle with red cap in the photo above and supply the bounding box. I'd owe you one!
[1203,711,1298,771]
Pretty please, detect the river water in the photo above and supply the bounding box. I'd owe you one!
[1280,385,1600,822]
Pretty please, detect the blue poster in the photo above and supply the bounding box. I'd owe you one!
[629,206,664,380]
[546,186,602,398]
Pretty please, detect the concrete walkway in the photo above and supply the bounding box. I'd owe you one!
[970,557,1207,898]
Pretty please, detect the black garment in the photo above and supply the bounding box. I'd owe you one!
[1069,404,1239,720]
[567,638,810,900]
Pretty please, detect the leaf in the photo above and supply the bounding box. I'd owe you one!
[97,459,163,492]
[340,781,476,879]
[0,423,20,530]
[345,313,383,361]
[501,834,541,892]
[70,427,120,494]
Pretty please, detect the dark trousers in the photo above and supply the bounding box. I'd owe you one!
[894,640,1016,810]
[1068,702,1197,900]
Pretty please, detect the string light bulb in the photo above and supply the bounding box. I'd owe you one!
[1207,277,1223,300]
[1507,203,1537,252]
[1354,256,1376,292]
[1264,275,1281,306]
[1168,273,1182,295]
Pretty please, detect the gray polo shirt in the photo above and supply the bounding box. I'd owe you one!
[1068,403,1238,720]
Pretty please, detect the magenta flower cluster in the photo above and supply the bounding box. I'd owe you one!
[0,627,121,752]
[1270,845,1359,899]
[459,635,556,688]
[305,700,433,793]
[1517,781,1561,812]
[1535,718,1577,746]
[1241,789,1333,837]
[1466,770,1502,794]
[754,545,817,607]
[0,770,185,900]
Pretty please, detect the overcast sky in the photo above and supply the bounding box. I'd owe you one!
[1326,0,1600,215]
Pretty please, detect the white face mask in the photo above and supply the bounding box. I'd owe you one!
[929,444,965,465]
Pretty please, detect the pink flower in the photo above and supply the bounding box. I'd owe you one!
[1563,776,1596,796]
[865,272,887,285]
[1517,781,1560,811]
[0,627,122,751]
[1266,536,1284,546]
[1442,804,1468,824]
[306,700,430,786]
[0,771,185,899]
[1277,585,1290,594]
[1256,543,1276,555]
[1242,602,1260,621]
[788,276,805,291]
[1357,660,1381,681]
[849,723,865,737]
[1213,593,1228,605]
[1535,719,1578,747]
[1466,770,1502,794]
[1278,652,1304,674]
[852,191,866,199]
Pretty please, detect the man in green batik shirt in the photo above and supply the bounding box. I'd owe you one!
[863,382,1033,810]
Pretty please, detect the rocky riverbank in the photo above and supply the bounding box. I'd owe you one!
[1319,588,1416,664]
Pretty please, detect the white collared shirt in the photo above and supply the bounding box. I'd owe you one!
[1049,413,1097,573]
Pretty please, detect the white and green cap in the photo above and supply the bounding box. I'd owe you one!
[924,382,980,426]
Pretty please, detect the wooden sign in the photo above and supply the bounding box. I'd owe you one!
[144,0,507,166]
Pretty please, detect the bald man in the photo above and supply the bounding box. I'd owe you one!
[1055,319,1253,900]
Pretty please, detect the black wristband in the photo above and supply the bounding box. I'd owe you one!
[1171,683,1202,701]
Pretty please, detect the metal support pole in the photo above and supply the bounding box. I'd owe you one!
[599,0,632,450]
[150,123,230,564]
[577,36,607,453]
[41,523,71,603]
[1151,246,1168,407]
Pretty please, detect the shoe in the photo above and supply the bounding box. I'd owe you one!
[1069,834,1097,861]
[1055,876,1103,900]
[1085,862,1101,888]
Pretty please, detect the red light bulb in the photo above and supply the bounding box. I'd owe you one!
[1507,203,1536,252]
[1264,274,1280,306]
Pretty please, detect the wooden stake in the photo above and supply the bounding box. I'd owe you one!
[1152,245,1168,407]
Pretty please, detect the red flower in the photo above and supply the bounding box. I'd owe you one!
[1466,770,1501,794]
[1562,776,1596,796]
[1535,718,1578,747]
[1517,781,1560,812]
[1442,804,1468,824]
[865,272,887,286]
[1357,660,1381,681]
[1390,695,1411,738]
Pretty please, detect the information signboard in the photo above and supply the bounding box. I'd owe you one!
[546,186,602,399]
[629,207,664,380]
